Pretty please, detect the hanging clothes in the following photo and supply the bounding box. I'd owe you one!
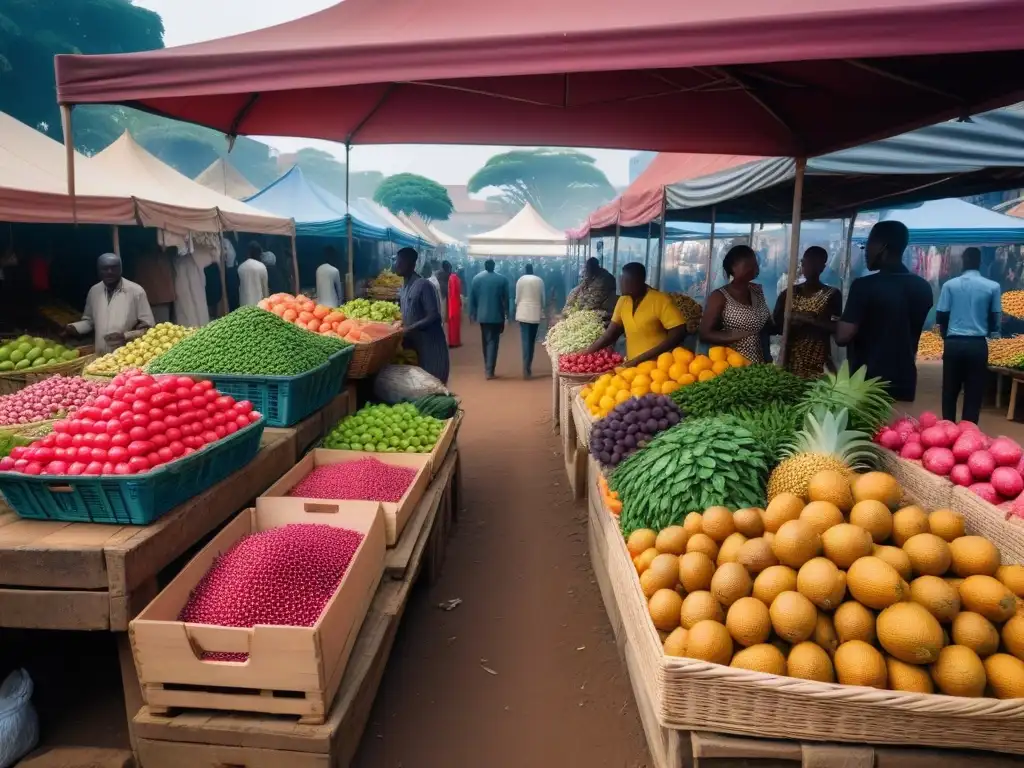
[172,249,210,328]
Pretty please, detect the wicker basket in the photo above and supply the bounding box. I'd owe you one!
[950,486,1024,564]
[876,449,954,511]
[347,331,405,379]
[572,394,595,451]
[0,354,96,395]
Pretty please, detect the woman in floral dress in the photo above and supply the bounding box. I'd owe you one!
[773,246,843,379]
[700,245,774,364]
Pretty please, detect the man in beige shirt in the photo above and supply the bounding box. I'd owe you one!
[66,253,155,354]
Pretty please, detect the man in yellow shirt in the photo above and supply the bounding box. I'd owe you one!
[584,262,687,366]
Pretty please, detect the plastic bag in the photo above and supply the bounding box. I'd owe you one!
[373,365,450,404]
[0,669,38,768]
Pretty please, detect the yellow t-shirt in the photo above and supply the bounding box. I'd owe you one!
[612,289,685,361]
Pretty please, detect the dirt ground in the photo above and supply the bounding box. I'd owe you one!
[352,322,650,767]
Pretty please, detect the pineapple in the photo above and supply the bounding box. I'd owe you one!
[767,407,877,501]
[799,361,894,434]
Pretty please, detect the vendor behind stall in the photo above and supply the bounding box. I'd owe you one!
[65,253,155,354]
[583,262,687,366]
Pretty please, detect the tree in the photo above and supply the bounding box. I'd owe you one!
[467,149,616,229]
[373,173,453,221]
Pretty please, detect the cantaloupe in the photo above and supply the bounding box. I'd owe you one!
[952,612,1000,658]
[847,556,906,609]
[877,602,944,664]
[648,588,684,631]
[1001,615,1024,660]
[710,562,753,607]
[686,533,720,561]
[852,472,901,508]
[681,591,725,629]
[787,641,835,682]
[834,601,877,644]
[822,524,874,569]
[807,469,854,512]
[737,538,778,574]
[813,611,839,656]
[931,645,986,697]
[983,653,1024,699]
[634,547,659,575]
[800,501,844,536]
[849,500,893,543]
[733,508,765,538]
[771,519,822,569]
[834,640,887,688]
[655,526,689,555]
[683,513,704,536]
[909,575,960,623]
[892,506,930,546]
[701,506,736,543]
[685,620,733,664]
[648,553,681,584]
[627,529,658,557]
[663,627,689,657]
[641,567,676,598]
[763,494,804,533]
[726,597,772,647]
[996,565,1024,598]
[797,557,846,610]
[948,536,1001,577]
[902,533,953,577]
[730,643,786,675]
[872,545,913,580]
[886,656,935,693]
[928,509,966,542]
[959,575,1016,623]
[679,551,716,593]
[769,591,818,643]
[717,532,748,566]
[752,565,798,607]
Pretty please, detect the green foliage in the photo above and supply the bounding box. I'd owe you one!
[720,403,803,466]
[671,365,809,418]
[467,149,615,229]
[798,361,894,434]
[611,418,768,536]
[373,173,453,221]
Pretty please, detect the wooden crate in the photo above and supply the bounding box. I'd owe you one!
[572,393,594,452]
[132,503,386,724]
[428,414,460,478]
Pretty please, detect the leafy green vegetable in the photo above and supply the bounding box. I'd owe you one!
[671,364,808,418]
[798,361,893,434]
[412,394,460,419]
[0,430,31,459]
[543,310,606,356]
[720,403,803,466]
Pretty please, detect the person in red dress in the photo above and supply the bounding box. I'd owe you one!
[443,261,462,348]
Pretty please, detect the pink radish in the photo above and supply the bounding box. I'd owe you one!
[952,431,986,462]
[992,466,1024,499]
[968,450,996,481]
[950,464,974,486]
[918,412,938,429]
[990,437,1023,468]
[943,424,962,444]
[920,426,950,448]
[922,447,956,476]
[900,442,924,460]
[878,429,902,450]
[969,482,1000,504]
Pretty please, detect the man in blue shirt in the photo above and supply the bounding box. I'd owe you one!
[936,247,1001,424]
[468,259,510,379]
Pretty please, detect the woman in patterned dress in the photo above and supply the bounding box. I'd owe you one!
[773,246,843,379]
[700,245,774,364]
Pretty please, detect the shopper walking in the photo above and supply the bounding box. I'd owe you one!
[936,247,1001,424]
[515,263,546,378]
[443,260,462,348]
[395,247,450,384]
[469,259,509,379]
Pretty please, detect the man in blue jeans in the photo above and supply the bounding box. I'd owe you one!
[469,259,510,379]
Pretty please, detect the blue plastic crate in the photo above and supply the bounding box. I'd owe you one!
[0,420,265,525]
[185,347,353,428]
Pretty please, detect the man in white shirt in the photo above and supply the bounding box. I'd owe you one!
[66,253,155,354]
[316,246,343,308]
[238,242,270,307]
[515,263,546,378]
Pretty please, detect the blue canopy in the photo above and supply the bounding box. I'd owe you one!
[854,198,1024,246]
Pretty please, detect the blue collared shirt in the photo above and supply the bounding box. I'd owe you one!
[937,270,1001,337]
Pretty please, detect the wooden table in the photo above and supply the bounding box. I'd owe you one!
[264,385,357,458]
[988,366,1024,420]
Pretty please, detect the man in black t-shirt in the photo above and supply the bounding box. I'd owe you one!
[836,221,933,402]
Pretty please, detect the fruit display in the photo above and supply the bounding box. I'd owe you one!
[0,376,104,426]
[558,349,623,375]
[258,293,398,343]
[544,310,606,356]
[988,337,1024,367]
[669,293,703,333]
[86,323,195,375]
[0,336,80,372]
[917,330,943,361]
[589,394,681,468]
[670,364,807,418]
[798,361,894,434]
[1004,291,1024,320]
[324,403,445,453]
[340,298,401,323]
[0,370,260,476]
[148,306,348,377]
[289,457,417,503]
[597,473,621,516]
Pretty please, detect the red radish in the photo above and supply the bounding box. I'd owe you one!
[943,424,961,444]
[952,431,986,462]
[960,420,980,432]
[950,464,974,486]
[969,482,1000,504]
[920,426,950,448]
[968,450,997,481]
[900,442,924,460]
[990,437,1023,467]
[922,447,956,476]
[918,412,938,429]
[878,429,902,450]
[992,466,1024,499]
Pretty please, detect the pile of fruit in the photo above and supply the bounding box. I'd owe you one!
[589,393,680,468]
[1003,291,1024,320]
[597,473,621,515]
[340,298,401,323]
[324,403,445,453]
[629,468,1024,699]
[989,337,1024,367]
[582,347,747,418]
[917,330,943,361]
[369,270,403,291]
[669,293,703,333]
[257,294,397,343]
[0,371,260,476]
[0,376,104,426]
[148,307,348,377]
[290,457,417,503]
[0,336,80,373]
[86,323,194,376]
[544,310,606,356]
[558,349,623,375]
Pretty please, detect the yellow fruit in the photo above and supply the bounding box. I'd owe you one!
[997,565,1024,598]
[726,597,772,647]
[615,389,631,403]
[909,575,960,623]
[737,538,778,574]
[821,524,874,569]
[598,395,616,411]
[763,494,804,533]
[752,565,798,607]
[949,536,1001,577]
[689,356,712,375]
[1003,615,1024,661]
[650,369,668,383]
[952,612,999,657]
[685,620,733,665]
[708,346,727,362]
[631,386,649,398]
[648,588,684,631]
[902,533,952,577]
[698,370,715,382]
[886,656,935,693]
[656,352,674,371]
[631,373,651,389]
[649,553,681,585]
[633,547,659,575]
[799,501,844,536]
[655,526,689,555]
[637,361,657,374]
[959,575,1016,623]
[872,545,913,580]
[929,509,966,542]
[931,645,986,697]
[649,380,664,394]
[717,532,748,566]
[849,500,893,543]
[834,601,877,644]
[710,562,753,607]
[663,627,689,657]
[726,352,746,367]
[667,363,686,381]
[679,551,716,593]
[672,347,693,366]
[627,529,658,557]
[852,472,902,508]
[847,556,906,609]
[640,567,677,597]
[730,644,786,675]
[677,374,696,387]
[772,519,822,569]
[733,508,765,538]
[701,506,736,543]
[877,602,944,664]
[610,374,628,390]
[807,470,854,512]
[711,360,730,374]
[797,557,847,610]
[769,591,818,643]
[683,513,703,536]
[686,533,719,561]
[660,381,680,395]
[984,653,1024,699]
[834,640,888,688]
[814,611,839,656]
[788,642,835,682]
[891,506,930,546]
[681,591,725,628]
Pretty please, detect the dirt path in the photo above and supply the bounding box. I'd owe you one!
[353,322,649,768]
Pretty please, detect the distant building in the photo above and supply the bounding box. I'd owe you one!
[441,185,510,241]
[629,151,657,184]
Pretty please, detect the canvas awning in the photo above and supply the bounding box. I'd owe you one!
[398,214,440,247]
[856,198,1024,245]
[469,203,566,258]
[195,158,259,200]
[429,224,461,247]
[54,0,1024,158]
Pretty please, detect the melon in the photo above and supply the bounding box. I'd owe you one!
[733,508,765,538]
[655,526,689,555]
[1001,615,1024,660]
[769,591,818,643]
[685,620,733,664]
[872,545,913,580]
[681,591,725,629]
[892,506,930,546]
[648,588,684,631]
[847,556,906,609]
[852,472,901,508]
[730,643,786,675]
[813,611,839,656]
[763,494,804,533]
[983,653,1024,699]
[640,567,677,598]
[726,596,772,647]
[752,565,798,607]
[627,529,657,557]
[679,551,716,593]
[717,532,748,566]
[648,553,681,585]
[807,469,854,512]
[928,509,966,542]
[771,519,822,569]
[633,547,659,575]
[909,575,960,623]
[948,536,1000,577]
[663,627,689,657]
[800,500,845,536]
[710,562,753,607]
[886,656,935,693]
[952,612,1000,657]
[701,506,736,543]
[686,533,720,561]
[797,557,847,610]
[822,524,874,569]
[737,538,778,574]
[996,565,1024,597]
[902,533,953,577]
[959,575,1016,623]
[683,513,703,536]
[787,641,835,682]
[849,500,893,543]
[931,645,986,697]
[834,640,888,688]
[877,602,944,664]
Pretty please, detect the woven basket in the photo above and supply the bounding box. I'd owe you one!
[347,331,405,379]
[876,449,954,511]
[572,394,595,451]
[367,286,400,301]
[0,354,96,395]
[949,486,1024,564]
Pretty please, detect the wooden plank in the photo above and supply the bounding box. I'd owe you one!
[0,587,109,630]
[118,631,145,760]
[136,738,331,768]
[0,518,111,589]
[384,448,457,579]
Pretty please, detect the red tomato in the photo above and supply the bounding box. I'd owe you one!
[214,425,227,439]
[157,447,174,463]
[33,447,54,462]
[148,408,165,422]
[174,386,192,400]
[24,462,43,475]
[106,420,121,435]
[249,411,261,423]
[201,430,218,444]
[150,392,172,409]
[90,447,108,462]
[70,434,83,447]
[132,413,150,428]
[41,435,56,447]
[236,401,253,415]
[55,432,73,448]
[203,389,218,404]
[79,407,103,421]
[127,441,153,458]
[53,421,70,434]
[225,422,238,435]
[67,462,87,476]
[81,432,96,447]
[215,395,235,410]
[45,461,67,474]
[89,421,106,435]
[164,402,180,416]
[235,415,250,429]
[201,417,215,431]
[134,386,154,402]
[131,400,148,415]
[191,395,207,410]
[175,376,194,389]
[108,446,129,463]
[94,433,111,449]
[128,426,148,442]
[111,432,130,448]
[212,413,226,427]
[196,380,214,392]
[146,452,162,467]
[163,414,180,429]
[109,400,129,416]
[165,427,182,442]
[76,446,92,461]
[158,377,179,393]
[101,462,114,474]
[118,412,136,428]
[122,392,138,404]
[114,463,133,475]
[168,440,185,457]
[84,462,104,475]
[149,434,169,449]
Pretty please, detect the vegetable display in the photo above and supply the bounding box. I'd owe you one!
[671,364,807,419]
[148,306,348,377]
[340,298,401,323]
[799,361,893,434]
[917,330,943,361]
[0,371,260,476]
[558,349,623,375]
[590,394,680,468]
[0,432,31,460]
[544,310,606,356]
[0,376,104,426]
[721,403,802,466]
[86,323,194,375]
[324,403,445,453]
[290,458,416,503]
[0,336,80,372]
[411,394,460,420]
[369,270,403,291]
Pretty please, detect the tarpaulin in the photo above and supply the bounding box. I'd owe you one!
[469,204,566,258]
[855,198,1024,245]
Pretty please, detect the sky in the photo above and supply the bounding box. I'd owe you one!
[133,0,634,187]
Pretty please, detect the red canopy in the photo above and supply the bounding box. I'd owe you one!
[56,0,1024,157]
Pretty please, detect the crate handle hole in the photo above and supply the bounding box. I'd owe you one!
[303,502,341,514]
[46,485,74,493]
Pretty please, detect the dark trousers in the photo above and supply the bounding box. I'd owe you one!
[942,336,988,424]
[480,322,503,376]
[520,322,539,376]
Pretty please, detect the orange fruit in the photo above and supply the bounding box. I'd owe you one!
[672,347,693,365]
[677,373,696,386]
[657,352,674,372]
[698,370,715,382]
[668,363,685,381]
[726,352,746,367]
[650,381,664,394]
[650,370,668,383]
[689,356,712,375]
[660,381,680,395]
[708,346,727,362]
[711,360,730,374]
[638,361,657,374]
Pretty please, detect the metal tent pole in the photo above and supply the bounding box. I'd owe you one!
[290,231,299,295]
[611,221,620,275]
[842,212,858,298]
[749,222,756,246]
[701,206,717,300]
[644,221,652,272]
[60,105,77,223]
[778,158,808,367]
[345,143,354,300]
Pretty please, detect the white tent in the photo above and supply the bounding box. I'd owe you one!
[429,223,461,246]
[468,203,566,258]
[195,158,259,200]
